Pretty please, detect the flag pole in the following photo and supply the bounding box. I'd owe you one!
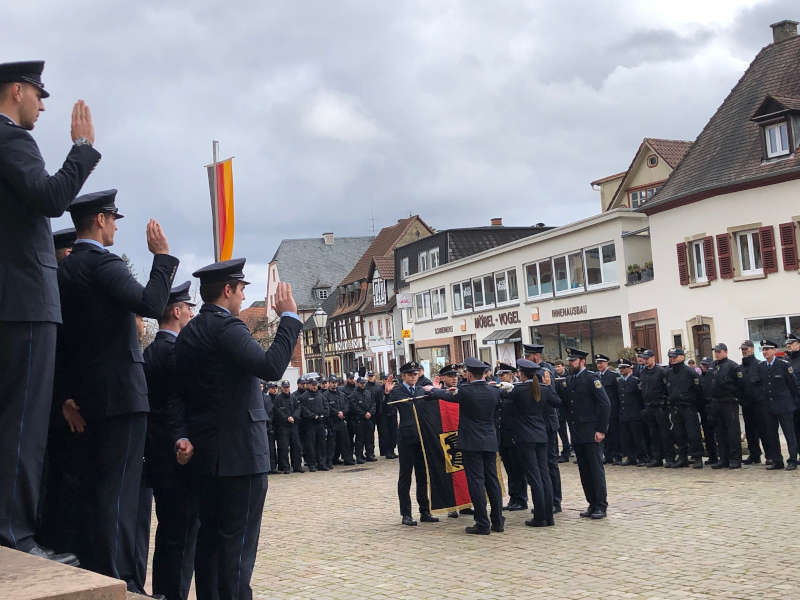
[212,140,220,262]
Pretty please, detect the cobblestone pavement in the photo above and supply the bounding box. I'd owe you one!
[148,454,800,600]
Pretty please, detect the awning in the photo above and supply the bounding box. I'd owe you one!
[482,328,522,345]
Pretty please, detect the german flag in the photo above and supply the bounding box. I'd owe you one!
[206,157,235,261]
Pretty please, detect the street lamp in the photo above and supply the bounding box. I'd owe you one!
[312,306,328,378]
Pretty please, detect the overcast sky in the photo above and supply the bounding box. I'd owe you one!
[5,0,797,303]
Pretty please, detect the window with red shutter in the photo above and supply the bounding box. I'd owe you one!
[702,236,717,281]
[759,225,778,274]
[779,222,799,271]
[676,242,689,285]
[716,233,734,279]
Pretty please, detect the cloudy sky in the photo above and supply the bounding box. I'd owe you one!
[5,0,797,302]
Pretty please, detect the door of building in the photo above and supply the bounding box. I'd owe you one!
[633,323,659,361]
[692,324,712,360]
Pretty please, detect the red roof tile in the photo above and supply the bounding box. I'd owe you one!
[644,138,694,168]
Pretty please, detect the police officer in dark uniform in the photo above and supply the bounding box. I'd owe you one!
[291,377,308,466]
[381,372,399,460]
[698,357,718,465]
[384,362,439,526]
[427,357,504,534]
[615,359,647,465]
[351,377,378,463]
[595,354,621,465]
[57,190,178,588]
[633,348,647,378]
[300,376,329,472]
[708,343,745,469]
[53,227,77,262]
[739,340,766,465]
[263,382,279,473]
[174,259,301,600]
[325,375,354,467]
[639,349,672,467]
[785,333,800,455]
[665,348,704,468]
[556,348,610,519]
[495,363,526,512]
[141,281,198,600]
[275,380,304,473]
[758,339,799,470]
[0,61,99,561]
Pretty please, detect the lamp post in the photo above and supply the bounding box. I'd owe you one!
[312,306,328,378]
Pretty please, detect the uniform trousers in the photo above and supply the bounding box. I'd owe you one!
[195,472,267,600]
[355,418,376,459]
[671,404,704,458]
[517,442,552,523]
[741,403,766,460]
[326,420,352,465]
[133,484,153,592]
[710,400,741,464]
[275,425,303,472]
[382,412,398,456]
[80,413,147,587]
[152,480,199,600]
[619,419,647,462]
[498,443,526,507]
[574,442,608,511]
[397,435,430,517]
[302,421,326,469]
[605,400,621,460]
[763,411,798,465]
[557,408,571,456]
[642,405,673,461]
[267,429,277,471]
[461,450,503,531]
[547,427,562,508]
[0,321,56,550]
[698,402,718,460]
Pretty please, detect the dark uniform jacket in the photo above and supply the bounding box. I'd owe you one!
[710,358,743,402]
[263,392,276,433]
[300,390,328,422]
[556,369,611,444]
[387,382,424,441]
[274,391,301,428]
[174,305,301,477]
[535,361,560,433]
[598,369,619,405]
[429,381,499,452]
[349,387,375,419]
[0,116,101,322]
[325,388,350,423]
[666,363,703,408]
[143,330,185,488]
[500,381,555,444]
[639,365,669,407]
[788,350,800,390]
[615,375,644,422]
[56,243,178,419]
[740,355,762,407]
[757,358,799,415]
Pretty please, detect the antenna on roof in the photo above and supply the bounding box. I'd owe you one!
[370,200,376,236]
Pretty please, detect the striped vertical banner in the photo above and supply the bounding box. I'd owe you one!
[206,156,235,261]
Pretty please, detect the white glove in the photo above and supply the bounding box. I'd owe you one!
[499,382,514,392]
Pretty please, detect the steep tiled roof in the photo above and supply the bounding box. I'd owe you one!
[644,34,800,212]
[340,217,425,285]
[590,171,627,187]
[373,256,395,280]
[361,293,396,316]
[644,138,693,168]
[270,235,374,311]
[447,227,548,262]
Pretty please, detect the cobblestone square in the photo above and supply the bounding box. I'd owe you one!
[170,456,799,599]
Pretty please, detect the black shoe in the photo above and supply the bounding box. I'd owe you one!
[356,458,365,465]
[460,508,474,515]
[645,460,662,468]
[705,457,718,465]
[279,469,290,474]
[127,585,166,600]
[343,461,355,466]
[420,513,439,523]
[786,461,797,471]
[691,459,704,469]
[765,458,774,466]
[504,503,526,511]
[636,461,648,467]
[525,519,554,527]
[448,511,459,518]
[308,466,317,472]
[664,461,676,468]
[27,544,79,566]
[590,510,607,520]
[579,507,594,518]
[552,504,562,514]
[318,465,330,471]
[365,456,378,462]
[742,456,760,465]
[766,462,784,470]
[728,462,741,469]
[386,453,398,459]
[491,517,505,533]
[402,515,417,526]
[671,457,689,468]
[613,457,623,466]
[558,455,569,463]
[710,461,729,469]
[465,526,490,535]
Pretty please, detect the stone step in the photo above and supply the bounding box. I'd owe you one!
[0,547,126,600]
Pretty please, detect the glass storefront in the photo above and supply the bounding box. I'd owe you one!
[529,316,624,365]
[747,314,800,359]
[415,345,451,379]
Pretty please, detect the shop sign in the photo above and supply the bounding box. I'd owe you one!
[396,294,413,309]
[459,319,467,331]
[434,325,454,334]
[531,307,540,321]
[474,310,520,329]
[552,305,588,319]
[401,329,412,339]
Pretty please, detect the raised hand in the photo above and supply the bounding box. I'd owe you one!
[146,219,169,254]
[70,100,95,144]
[384,374,395,395]
[272,282,297,315]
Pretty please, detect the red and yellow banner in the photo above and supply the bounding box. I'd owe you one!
[206,157,234,261]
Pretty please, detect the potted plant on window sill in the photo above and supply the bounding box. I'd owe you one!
[626,264,641,284]
[641,261,654,282]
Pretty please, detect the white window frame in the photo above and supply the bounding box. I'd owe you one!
[494,268,519,306]
[524,259,554,300]
[736,230,763,275]
[471,274,496,310]
[553,251,585,296]
[401,257,409,278]
[430,287,447,318]
[583,242,617,289]
[691,240,707,283]
[373,277,386,307]
[452,280,473,314]
[316,288,329,299]
[418,252,428,273]
[414,291,431,321]
[765,121,790,158]
[429,247,440,269]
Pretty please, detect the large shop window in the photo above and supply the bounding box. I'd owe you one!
[554,252,585,295]
[525,259,554,299]
[472,274,496,310]
[747,315,800,359]
[584,243,617,288]
[494,268,519,305]
[452,280,473,313]
[737,230,763,275]
[529,316,623,364]
[415,346,451,379]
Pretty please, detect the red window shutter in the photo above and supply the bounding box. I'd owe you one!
[676,242,689,285]
[702,236,717,281]
[716,233,734,279]
[779,222,799,271]
[759,225,778,274]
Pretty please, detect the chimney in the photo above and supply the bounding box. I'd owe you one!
[322,232,334,246]
[490,217,503,227]
[771,20,798,44]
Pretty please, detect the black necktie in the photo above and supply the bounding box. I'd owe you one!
[409,386,415,397]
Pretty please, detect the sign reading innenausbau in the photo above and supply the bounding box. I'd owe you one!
[552,305,588,319]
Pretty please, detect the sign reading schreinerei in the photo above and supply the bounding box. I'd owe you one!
[434,325,454,334]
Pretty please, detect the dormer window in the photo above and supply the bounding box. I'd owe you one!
[315,288,329,300]
[765,121,790,158]
[373,277,386,306]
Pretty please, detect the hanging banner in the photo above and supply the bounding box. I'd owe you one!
[206,149,235,261]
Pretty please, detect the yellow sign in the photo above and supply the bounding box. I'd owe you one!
[401,329,411,339]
